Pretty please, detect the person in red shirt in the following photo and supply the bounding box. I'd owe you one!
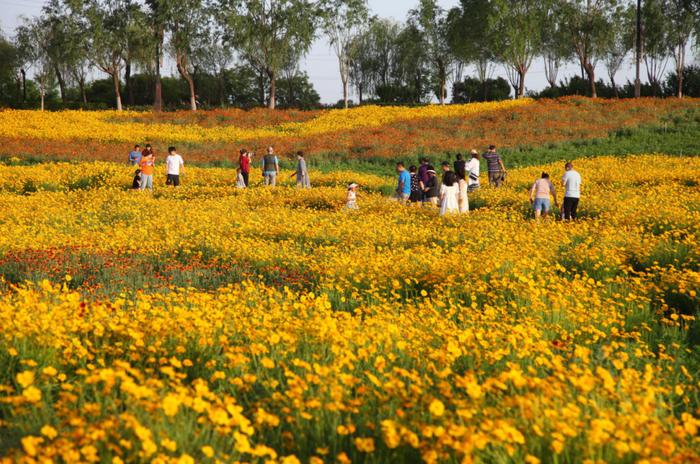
[239,148,250,187]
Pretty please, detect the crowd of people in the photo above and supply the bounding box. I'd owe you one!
[388,144,582,220]
[127,143,582,220]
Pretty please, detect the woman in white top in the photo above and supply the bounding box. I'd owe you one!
[440,171,460,216]
[457,171,469,213]
[467,149,480,192]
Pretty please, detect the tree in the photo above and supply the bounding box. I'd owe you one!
[490,0,546,99]
[86,0,130,110]
[641,0,671,96]
[0,33,20,106]
[320,0,368,109]
[604,4,634,97]
[169,0,213,111]
[409,0,453,104]
[15,17,55,110]
[123,2,151,107]
[347,24,374,104]
[562,0,617,98]
[541,0,571,88]
[145,0,171,111]
[666,0,697,97]
[447,0,497,98]
[221,0,318,109]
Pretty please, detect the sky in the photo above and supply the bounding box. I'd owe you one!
[1,0,689,104]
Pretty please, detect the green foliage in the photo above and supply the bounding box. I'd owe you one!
[452,77,511,103]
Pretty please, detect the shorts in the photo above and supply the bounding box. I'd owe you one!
[264,172,277,186]
[395,192,410,203]
[166,174,180,186]
[533,197,551,213]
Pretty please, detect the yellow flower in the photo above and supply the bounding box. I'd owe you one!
[201,446,214,458]
[22,386,42,403]
[162,393,181,417]
[429,399,445,417]
[21,436,43,457]
[354,437,375,453]
[40,425,57,440]
[16,371,34,388]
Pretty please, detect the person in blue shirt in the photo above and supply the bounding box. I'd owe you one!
[128,144,142,166]
[395,162,411,204]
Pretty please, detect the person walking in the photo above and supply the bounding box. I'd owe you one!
[129,144,142,166]
[483,145,506,187]
[561,162,582,220]
[262,146,279,186]
[395,162,411,203]
[239,148,251,187]
[423,168,439,207]
[440,171,460,216]
[346,183,359,209]
[467,149,480,192]
[418,158,430,200]
[139,150,155,191]
[292,151,310,188]
[457,171,469,214]
[454,153,466,180]
[530,172,559,220]
[409,165,422,203]
[165,146,184,187]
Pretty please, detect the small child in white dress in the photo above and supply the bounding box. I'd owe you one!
[346,183,358,209]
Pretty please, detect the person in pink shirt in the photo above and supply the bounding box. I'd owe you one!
[530,172,559,220]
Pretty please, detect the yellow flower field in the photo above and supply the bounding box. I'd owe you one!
[0,99,532,145]
[0,154,698,463]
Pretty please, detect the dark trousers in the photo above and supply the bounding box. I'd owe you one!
[241,171,249,187]
[563,197,579,220]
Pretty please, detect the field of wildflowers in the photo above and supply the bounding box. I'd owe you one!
[1,97,698,165]
[0,152,698,463]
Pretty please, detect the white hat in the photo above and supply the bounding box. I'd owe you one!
[348,183,358,188]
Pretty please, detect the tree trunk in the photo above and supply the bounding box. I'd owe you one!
[187,76,197,111]
[268,70,276,110]
[219,70,226,108]
[21,68,26,102]
[55,65,67,103]
[113,71,123,111]
[358,83,363,105]
[40,90,45,111]
[584,62,597,98]
[78,77,87,106]
[125,61,135,106]
[342,77,349,109]
[676,42,685,98]
[176,55,197,112]
[154,30,163,112]
[611,77,619,98]
[517,68,526,98]
[258,69,265,106]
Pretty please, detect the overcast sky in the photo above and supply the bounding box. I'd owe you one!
[2,0,689,103]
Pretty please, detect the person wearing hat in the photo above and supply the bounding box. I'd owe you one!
[467,149,481,192]
[423,167,439,207]
[346,183,359,209]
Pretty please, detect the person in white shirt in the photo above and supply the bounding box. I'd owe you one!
[165,146,184,187]
[467,149,480,192]
[561,162,582,220]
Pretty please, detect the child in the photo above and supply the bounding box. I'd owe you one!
[346,183,358,209]
[409,165,422,203]
[530,172,559,220]
[236,168,246,189]
[131,169,142,190]
[440,171,459,216]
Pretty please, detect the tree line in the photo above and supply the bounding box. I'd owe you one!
[1,0,699,111]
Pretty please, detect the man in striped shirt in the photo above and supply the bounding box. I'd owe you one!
[482,145,507,187]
